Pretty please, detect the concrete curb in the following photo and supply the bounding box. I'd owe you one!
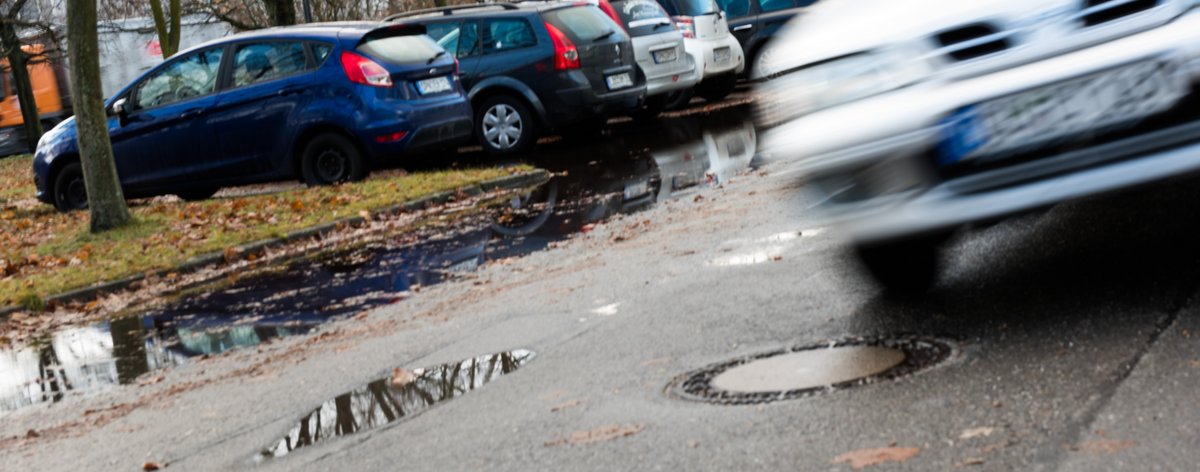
[0,169,550,321]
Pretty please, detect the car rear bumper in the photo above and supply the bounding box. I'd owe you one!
[684,35,744,83]
[645,55,698,96]
[361,95,473,159]
[548,83,646,125]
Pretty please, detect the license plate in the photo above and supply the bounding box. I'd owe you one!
[938,60,1185,166]
[652,48,677,64]
[416,76,452,95]
[713,47,731,64]
[606,72,633,90]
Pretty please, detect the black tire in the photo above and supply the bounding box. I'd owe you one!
[854,235,944,296]
[176,187,220,202]
[475,95,539,156]
[663,88,695,111]
[52,162,88,212]
[300,133,366,186]
[696,73,737,102]
[632,94,670,122]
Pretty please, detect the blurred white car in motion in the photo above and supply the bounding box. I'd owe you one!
[754,0,1200,292]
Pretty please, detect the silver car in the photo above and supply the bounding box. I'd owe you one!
[609,0,698,116]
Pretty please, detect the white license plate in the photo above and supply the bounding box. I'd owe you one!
[939,60,1185,165]
[606,72,633,90]
[652,48,677,64]
[416,76,452,95]
[713,47,731,64]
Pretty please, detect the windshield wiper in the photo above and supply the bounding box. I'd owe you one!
[427,50,447,64]
[592,29,616,42]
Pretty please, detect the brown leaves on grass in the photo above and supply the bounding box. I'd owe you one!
[544,424,645,447]
[832,446,922,470]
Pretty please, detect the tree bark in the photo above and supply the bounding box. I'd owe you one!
[67,0,130,232]
[148,0,181,58]
[263,0,296,27]
[0,20,42,153]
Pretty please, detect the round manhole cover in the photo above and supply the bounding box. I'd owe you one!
[668,336,953,405]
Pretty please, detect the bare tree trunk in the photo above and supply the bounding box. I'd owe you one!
[0,20,42,153]
[263,0,296,26]
[149,0,181,58]
[67,0,131,232]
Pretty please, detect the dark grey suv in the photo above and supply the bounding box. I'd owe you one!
[389,2,647,155]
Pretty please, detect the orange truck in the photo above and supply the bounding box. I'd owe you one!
[0,44,71,157]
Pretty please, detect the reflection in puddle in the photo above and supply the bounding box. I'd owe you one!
[256,349,535,461]
[706,229,825,267]
[0,106,759,415]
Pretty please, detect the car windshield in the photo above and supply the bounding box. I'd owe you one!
[613,0,673,37]
[658,0,718,17]
[357,34,444,65]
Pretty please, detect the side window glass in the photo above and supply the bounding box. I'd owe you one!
[231,41,308,88]
[310,42,333,66]
[426,22,462,57]
[459,21,480,57]
[757,0,793,13]
[716,0,751,18]
[795,0,815,5]
[483,19,536,54]
[133,47,223,110]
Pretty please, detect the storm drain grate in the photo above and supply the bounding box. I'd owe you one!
[666,336,953,405]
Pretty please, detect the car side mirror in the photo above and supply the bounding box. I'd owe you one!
[111,98,128,125]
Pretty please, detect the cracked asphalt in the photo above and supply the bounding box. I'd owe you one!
[5,104,1200,470]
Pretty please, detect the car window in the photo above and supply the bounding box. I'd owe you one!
[231,42,308,88]
[483,19,536,53]
[542,6,619,43]
[716,0,751,18]
[757,0,793,13]
[613,0,673,36]
[796,0,816,5]
[310,42,333,66]
[656,0,719,17]
[132,47,223,110]
[426,22,462,56]
[357,34,444,64]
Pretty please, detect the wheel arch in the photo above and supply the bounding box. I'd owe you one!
[468,78,548,126]
[290,123,368,176]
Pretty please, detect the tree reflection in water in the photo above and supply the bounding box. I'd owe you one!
[258,349,535,460]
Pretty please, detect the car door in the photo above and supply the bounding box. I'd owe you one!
[474,17,541,89]
[206,40,317,179]
[717,0,757,53]
[753,0,811,55]
[425,20,483,90]
[109,46,225,189]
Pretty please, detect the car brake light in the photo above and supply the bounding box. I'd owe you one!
[341,51,392,87]
[375,131,408,143]
[544,22,580,70]
[597,0,626,32]
[673,16,695,39]
[454,57,460,76]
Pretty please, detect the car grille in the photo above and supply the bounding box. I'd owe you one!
[934,23,1011,62]
[1081,0,1159,27]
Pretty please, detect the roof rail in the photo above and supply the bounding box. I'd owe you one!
[384,3,520,21]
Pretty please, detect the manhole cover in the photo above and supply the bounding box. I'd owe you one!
[668,336,952,405]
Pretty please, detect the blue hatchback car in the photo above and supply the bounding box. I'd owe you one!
[34,22,473,211]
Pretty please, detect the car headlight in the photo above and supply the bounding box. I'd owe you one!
[755,46,932,128]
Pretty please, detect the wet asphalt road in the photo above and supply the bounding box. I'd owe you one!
[6,98,1200,470]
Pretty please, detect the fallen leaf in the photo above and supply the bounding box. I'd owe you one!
[545,424,644,447]
[550,399,583,413]
[389,368,416,388]
[959,426,995,440]
[832,446,921,470]
[143,461,162,471]
[955,458,985,467]
[1069,439,1135,454]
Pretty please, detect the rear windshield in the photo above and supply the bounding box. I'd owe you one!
[612,0,672,37]
[542,5,621,43]
[356,34,444,65]
[657,0,719,16]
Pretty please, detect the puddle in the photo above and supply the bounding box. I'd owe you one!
[706,229,824,267]
[0,106,759,415]
[255,349,535,461]
[669,337,952,405]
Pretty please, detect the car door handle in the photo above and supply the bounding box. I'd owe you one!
[276,86,305,96]
[732,24,752,32]
[178,108,204,119]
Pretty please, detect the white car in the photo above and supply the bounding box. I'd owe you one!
[657,0,746,103]
[755,0,1200,292]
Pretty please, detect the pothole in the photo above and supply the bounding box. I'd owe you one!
[667,336,952,405]
[255,349,535,461]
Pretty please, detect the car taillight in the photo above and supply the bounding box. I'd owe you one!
[673,16,695,38]
[597,0,626,32]
[340,51,392,87]
[454,57,460,76]
[544,22,580,70]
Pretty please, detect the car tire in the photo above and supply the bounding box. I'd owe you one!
[300,133,366,186]
[696,73,737,102]
[854,235,945,296]
[176,187,220,202]
[633,95,670,121]
[662,88,694,111]
[52,162,89,212]
[476,95,538,156]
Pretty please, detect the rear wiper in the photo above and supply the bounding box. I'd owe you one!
[592,29,616,42]
[427,50,447,64]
